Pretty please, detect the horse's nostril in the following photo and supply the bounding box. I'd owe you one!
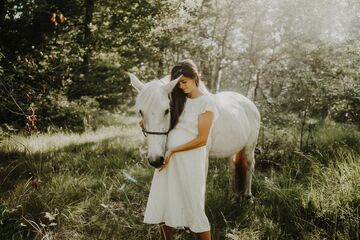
[147,156,164,168]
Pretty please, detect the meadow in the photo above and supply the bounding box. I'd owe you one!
[1,113,359,240]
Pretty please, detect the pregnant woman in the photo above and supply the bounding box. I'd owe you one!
[142,59,219,240]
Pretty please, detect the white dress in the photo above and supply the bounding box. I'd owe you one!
[143,94,219,233]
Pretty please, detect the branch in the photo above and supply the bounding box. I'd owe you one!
[0,79,26,115]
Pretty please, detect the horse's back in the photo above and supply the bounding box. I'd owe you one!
[209,91,260,158]
[215,91,260,125]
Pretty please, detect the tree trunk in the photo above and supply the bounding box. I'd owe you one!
[157,59,163,78]
[157,45,165,78]
[210,0,234,92]
[82,0,95,82]
[215,68,222,93]
[299,109,308,150]
[253,70,260,101]
[0,0,6,51]
[0,0,5,28]
[211,56,221,91]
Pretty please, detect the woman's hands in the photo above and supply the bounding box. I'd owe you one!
[139,119,173,171]
[159,149,175,172]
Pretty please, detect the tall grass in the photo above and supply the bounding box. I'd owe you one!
[0,114,140,154]
[1,115,359,239]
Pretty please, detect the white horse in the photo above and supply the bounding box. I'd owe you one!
[129,73,261,196]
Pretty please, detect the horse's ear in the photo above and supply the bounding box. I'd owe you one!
[128,73,144,92]
[161,75,182,94]
[159,75,171,85]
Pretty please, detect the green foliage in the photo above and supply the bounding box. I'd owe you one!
[330,87,360,125]
[37,96,100,132]
[1,0,360,133]
[304,151,360,239]
[1,0,202,131]
[302,123,360,165]
[0,204,30,240]
[265,42,360,122]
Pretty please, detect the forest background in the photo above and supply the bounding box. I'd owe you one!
[0,0,359,239]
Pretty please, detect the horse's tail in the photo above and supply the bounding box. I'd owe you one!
[232,150,248,194]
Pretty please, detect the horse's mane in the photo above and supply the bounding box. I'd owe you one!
[198,79,211,95]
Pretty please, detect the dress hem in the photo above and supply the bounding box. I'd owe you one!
[143,220,210,233]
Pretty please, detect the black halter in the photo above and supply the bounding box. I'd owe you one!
[141,128,170,137]
[141,94,172,138]
[141,127,170,168]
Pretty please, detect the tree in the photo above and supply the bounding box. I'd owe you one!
[82,0,95,82]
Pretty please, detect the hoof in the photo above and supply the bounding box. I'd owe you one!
[233,193,254,204]
[244,193,253,198]
[244,194,254,204]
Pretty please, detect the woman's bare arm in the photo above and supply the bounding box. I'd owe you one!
[171,111,214,153]
[159,111,214,172]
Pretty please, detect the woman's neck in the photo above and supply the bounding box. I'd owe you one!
[187,89,203,99]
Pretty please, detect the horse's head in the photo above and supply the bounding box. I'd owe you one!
[129,73,182,168]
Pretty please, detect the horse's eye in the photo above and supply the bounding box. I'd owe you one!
[139,110,143,117]
[164,109,169,115]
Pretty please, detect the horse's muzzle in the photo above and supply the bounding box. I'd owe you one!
[148,156,164,168]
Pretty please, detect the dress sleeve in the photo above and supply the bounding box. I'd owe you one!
[200,96,219,123]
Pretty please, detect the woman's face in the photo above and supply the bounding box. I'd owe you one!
[178,76,197,94]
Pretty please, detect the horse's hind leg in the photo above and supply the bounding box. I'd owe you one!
[243,145,255,197]
[232,145,255,197]
[232,150,247,194]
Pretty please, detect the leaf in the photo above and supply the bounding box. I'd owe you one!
[44,212,55,221]
[100,203,109,209]
[122,170,138,184]
[119,183,126,191]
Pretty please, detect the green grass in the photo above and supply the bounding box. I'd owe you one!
[1,115,359,239]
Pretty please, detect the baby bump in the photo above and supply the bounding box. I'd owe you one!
[167,127,197,149]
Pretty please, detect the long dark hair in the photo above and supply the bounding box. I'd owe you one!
[169,59,200,131]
